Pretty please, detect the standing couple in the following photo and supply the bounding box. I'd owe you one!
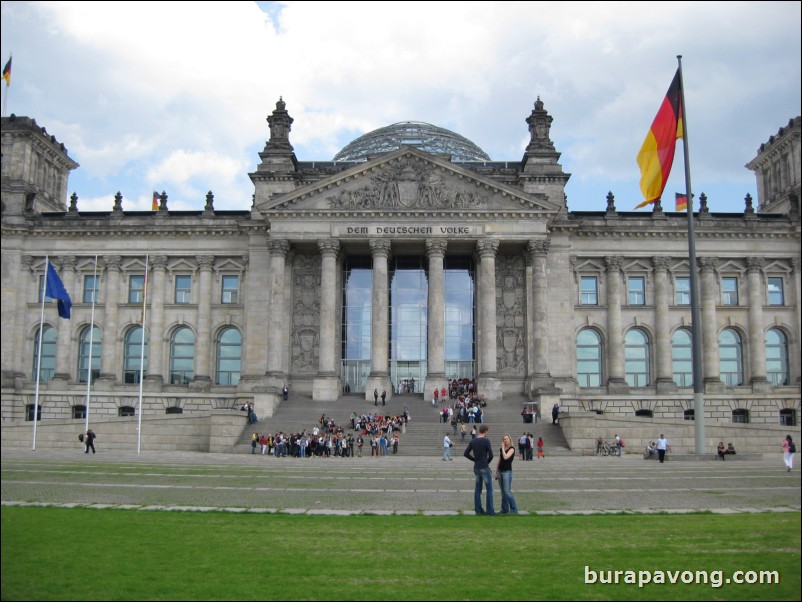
[463,425,519,515]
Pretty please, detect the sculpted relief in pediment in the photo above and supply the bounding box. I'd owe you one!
[327,159,487,211]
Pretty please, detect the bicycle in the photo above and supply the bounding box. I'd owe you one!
[597,442,618,457]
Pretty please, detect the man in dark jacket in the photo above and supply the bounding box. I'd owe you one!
[463,424,495,515]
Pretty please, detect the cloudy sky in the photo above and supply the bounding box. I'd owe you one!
[2,1,800,213]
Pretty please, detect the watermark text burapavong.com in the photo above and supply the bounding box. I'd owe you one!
[585,566,780,589]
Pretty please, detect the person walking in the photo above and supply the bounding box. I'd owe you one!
[463,424,495,515]
[536,436,545,459]
[460,422,467,443]
[656,433,671,463]
[442,433,454,461]
[782,435,795,472]
[84,429,97,454]
[497,434,519,514]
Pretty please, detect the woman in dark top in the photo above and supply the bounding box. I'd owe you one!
[497,434,519,514]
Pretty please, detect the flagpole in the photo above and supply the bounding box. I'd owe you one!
[84,255,99,433]
[32,256,49,451]
[677,55,706,454]
[137,254,149,454]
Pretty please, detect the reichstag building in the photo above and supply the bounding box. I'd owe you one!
[1,98,800,436]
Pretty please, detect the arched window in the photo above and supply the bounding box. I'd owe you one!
[625,328,650,387]
[719,329,743,386]
[635,409,653,417]
[170,326,195,385]
[166,406,184,414]
[123,326,148,384]
[118,406,136,417]
[576,329,602,387]
[683,409,695,421]
[72,405,87,419]
[32,325,57,383]
[732,408,750,423]
[77,326,102,383]
[765,328,789,386]
[671,329,693,387]
[216,327,242,386]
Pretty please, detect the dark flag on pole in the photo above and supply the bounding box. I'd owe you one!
[675,192,688,211]
[2,56,10,85]
[46,262,72,319]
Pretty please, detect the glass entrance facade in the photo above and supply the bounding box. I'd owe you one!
[390,256,428,393]
[341,253,475,393]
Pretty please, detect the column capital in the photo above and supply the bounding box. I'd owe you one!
[605,255,623,271]
[477,238,499,258]
[425,239,448,257]
[317,239,340,257]
[698,256,719,272]
[267,239,291,257]
[527,239,550,257]
[746,256,765,272]
[103,255,122,271]
[196,255,215,269]
[369,238,392,257]
[651,256,671,271]
[151,255,169,270]
[57,255,77,271]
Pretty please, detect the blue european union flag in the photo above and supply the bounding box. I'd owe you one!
[46,262,72,319]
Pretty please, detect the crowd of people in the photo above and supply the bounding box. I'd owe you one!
[248,410,408,459]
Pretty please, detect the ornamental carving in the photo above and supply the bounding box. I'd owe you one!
[327,159,488,210]
[496,254,526,376]
[290,254,321,373]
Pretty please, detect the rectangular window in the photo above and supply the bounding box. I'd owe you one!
[721,277,738,306]
[83,275,100,304]
[129,275,145,304]
[627,276,645,305]
[767,277,784,305]
[675,277,690,305]
[175,275,191,304]
[221,275,239,304]
[580,276,598,305]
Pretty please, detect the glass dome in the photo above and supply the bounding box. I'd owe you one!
[333,121,490,162]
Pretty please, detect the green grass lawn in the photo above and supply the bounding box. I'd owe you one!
[1,507,799,601]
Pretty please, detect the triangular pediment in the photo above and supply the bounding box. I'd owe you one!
[256,148,560,217]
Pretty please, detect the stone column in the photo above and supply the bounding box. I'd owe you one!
[52,256,77,382]
[425,239,447,395]
[266,240,290,384]
[241,237,270,386]
[746,257,769,389]
[366,239,391,399]
[652,256,675,391]
[10,255,32,380]
[98,256,121,387]
[314,239,341,400]
[699,257,721,388]
[193,255,214,387]
[794,258,801,384]
[477,239,501,399]
[528,240,551,380]
[145,255,168,386]
[605,256,627,391]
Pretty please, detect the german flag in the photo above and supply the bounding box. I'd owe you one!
[2,56,11,85]
[675,192,688,211]
[152,191,159,211]
[635,69,683,209]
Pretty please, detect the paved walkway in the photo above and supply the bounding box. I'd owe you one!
[1,447,799,516]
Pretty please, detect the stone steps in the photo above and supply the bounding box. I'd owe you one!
[236,393,573,456]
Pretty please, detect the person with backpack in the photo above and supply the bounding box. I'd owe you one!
[84,429,97,454]
[782,435,795,472]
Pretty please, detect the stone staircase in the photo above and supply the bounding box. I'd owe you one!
[235,392,573,456]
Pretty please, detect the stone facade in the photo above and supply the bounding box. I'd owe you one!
[1,100,800,440]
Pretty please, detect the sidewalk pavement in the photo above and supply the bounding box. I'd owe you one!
[1,447,799,516]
